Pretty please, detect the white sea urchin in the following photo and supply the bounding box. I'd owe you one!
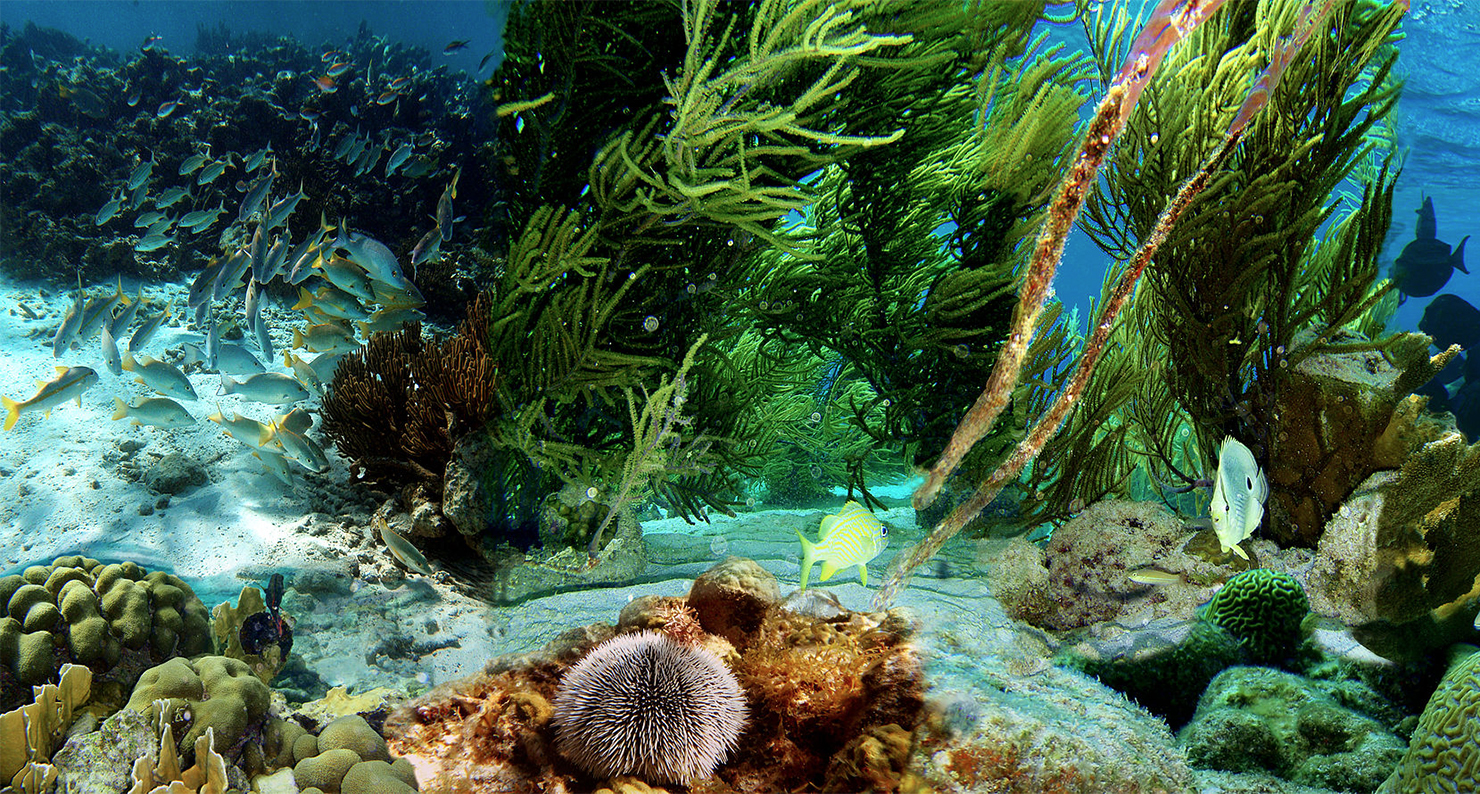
[551,630,747,785]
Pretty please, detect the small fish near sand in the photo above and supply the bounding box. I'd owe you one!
[374,515,433,575]
[3,366,99,431]
[1209,436,1269,561]
[796,500,889,589]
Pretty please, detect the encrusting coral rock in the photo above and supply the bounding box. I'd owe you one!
[385,557,923,793]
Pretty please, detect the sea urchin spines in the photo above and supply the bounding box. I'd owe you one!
[551,629,748,785]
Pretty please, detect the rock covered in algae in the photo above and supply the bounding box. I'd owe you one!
[1180,666,1404,792]
[1304,423,1480,659]
[385,556,923,793]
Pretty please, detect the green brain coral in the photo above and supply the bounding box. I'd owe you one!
[1380,648,1480,794]
[1199,569,1309,666]
[0,556,212,710]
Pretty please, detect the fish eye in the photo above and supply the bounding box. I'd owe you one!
[1246,476,1254,488]
[881,526,888,536]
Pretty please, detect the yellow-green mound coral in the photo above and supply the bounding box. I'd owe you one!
[0,556,212,708]
[125,656,271,756]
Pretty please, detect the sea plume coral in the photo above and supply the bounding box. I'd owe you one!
[550,630,746,785]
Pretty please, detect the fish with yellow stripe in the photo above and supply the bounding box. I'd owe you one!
[796,500,889,589]
[3,366,99,431]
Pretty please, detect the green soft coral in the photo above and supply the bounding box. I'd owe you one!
[1379,647,1480,793]
[1200,569,1310,665]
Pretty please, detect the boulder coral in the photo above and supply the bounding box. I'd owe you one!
[0,556,212,710]
[1378,647,1480,794]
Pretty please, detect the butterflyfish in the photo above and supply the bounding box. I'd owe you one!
[1209,436,1268,561]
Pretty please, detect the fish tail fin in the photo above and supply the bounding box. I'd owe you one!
[292,288,314,311]
[218,375,232,396]
[1231,543,1250,561]
[121,351,137,372]
[859,564,868,588]
[1456,235,1469,273]
[112,397,128,421]
[2,396,19,431]
[292,328,305,349]
[795,531,815,590]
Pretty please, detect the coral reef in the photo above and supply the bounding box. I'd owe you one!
[0,663,89,793]
[385,557,923,793]
[124,656,271,762]
[0,555,212,710]
[1180,666,1405,792]
[1061,569,1313,727]
[1303,421,1480,659]
[912,666,1194,793]
[0,18,489,315]
[1200,570,1310,666]
[1267,333,1457,546]
[1377,647,1480,794]
[210,584,289,684]
[993,500,1224,631]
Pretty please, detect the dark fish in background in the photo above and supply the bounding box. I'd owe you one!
[60,84,108,118]
[240,573,293,656]
[141,34,164,52]
[1392,197,1469,299]
[444,39,470,53]
[1419,294,1480,352]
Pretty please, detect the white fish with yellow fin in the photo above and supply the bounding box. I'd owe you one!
[1209,436,1268,560]
[3,366,99,431]
[374,515,432,575]
[796,500,889,589]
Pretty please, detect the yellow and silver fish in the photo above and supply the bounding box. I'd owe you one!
[3,366,99,431]
[112,396,193,429]
[207,408,273,447]
[122,352,197,400]
[1209,436,1268,560]
[374,515,432,575]
[796,500,889,589]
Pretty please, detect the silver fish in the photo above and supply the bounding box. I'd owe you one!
[238,171,275,222]
[129,302,172,353]
[437,166,461,241]
[52,290,86,358]
[94,193,124,226]
[112,396,193,428]
[108,289,144,339]
[155,186,192,208]
[196,158,229,186]
[220,372,309,405]
[178,205,225,231]
[264,187,306,231]
[134,232,175,252]
[3,366,99,431]
[178,152,210,175]
[374,515,431,574]
[384,142,414,177]
[205,314,219,371]
[207,408,274,447]
[126,155,155,191]
[253,313,275,361]
[410,226,442,267]
[123,352,197,400]
[245,143,273,173]
[332,227,407,285]
[100,321,122,376]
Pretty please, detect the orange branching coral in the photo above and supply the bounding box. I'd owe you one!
[322,292,499,488]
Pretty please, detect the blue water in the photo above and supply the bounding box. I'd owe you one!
[0,0,508,77]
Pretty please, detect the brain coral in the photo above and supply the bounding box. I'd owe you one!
[1380,648,1480,793]
[1200,569,1309,665]
[0,556,211,709]
[550,630,747,785]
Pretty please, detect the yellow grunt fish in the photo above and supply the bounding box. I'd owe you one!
[3,366,99,431]
[796,500,889,590]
